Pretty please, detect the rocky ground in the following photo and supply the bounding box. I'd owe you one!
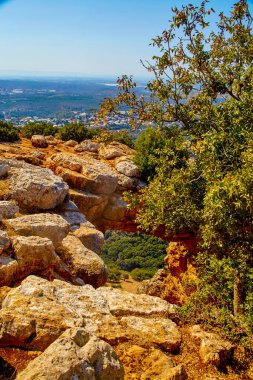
[0,136,251,379]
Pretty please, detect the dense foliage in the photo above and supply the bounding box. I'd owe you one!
[0,121,19,142]
[21,122,58,138]
[99,0,253,345]
[95,128,135,148]
[101,231,167,281]
[58,123,98,142]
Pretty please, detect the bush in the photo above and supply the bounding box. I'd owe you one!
[130,268,157,281]
[95,128,135,148]
[0,121,19,142]
[58,123,98,143]
[21,122,58,138]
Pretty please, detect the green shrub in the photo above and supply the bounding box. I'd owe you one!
[0,121,19,142]
[130,268,156,281]
[95,128,134,148]
[21,122,58,138]
[58,123,97,143]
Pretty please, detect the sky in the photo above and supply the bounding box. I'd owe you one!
[0,0,252,78]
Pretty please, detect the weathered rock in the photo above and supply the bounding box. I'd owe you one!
[7,213,70,248]
[0,256,18,286]
[59,211,86,230]
[50,153,118,194]
[12,235,58,278]
[0,163,9,178]
[115,159,140,177]
[0,276,110,350]
[103,195,126,221]
[75,140,100,153]
[57,200,79,212]
[31,135,48,148]
[57,234,107,288]
[97,287,174,317]
[73,221,104,254]
[9,162,68,210]
[16,328,124,380]
[0,230,10,253]
[117,173,138,190]
[121,316,181,352]
[69,189,108,222]
[0,201,19,221]
[99,144,125,159]
[190,325,235,368]
[63,139,78,147]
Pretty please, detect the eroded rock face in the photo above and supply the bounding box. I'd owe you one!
[73,221,104,254]
[0,230,10,254]
[0,201,19,221]
[57,234,107,288]
[0,163,9,178]
[16,328,124,380]
[115,158,140,177]
[7,213,70,248]
[75,140,100,153]
[8,161,68,210]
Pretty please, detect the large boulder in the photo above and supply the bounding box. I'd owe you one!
[8,161,68,210]
[69,189,108,222]
[97,287,175,318]
[0,256,18,286]
[73,221,104,254]
[31,135,48,148]
[115,158,140,177]
[7,213,70,248]
[0,201,19,221]
[16,328,124,380]
[75,140,100,153]
[57,234,107,288]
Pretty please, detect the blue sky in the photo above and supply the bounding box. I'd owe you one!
[0,0,252,78]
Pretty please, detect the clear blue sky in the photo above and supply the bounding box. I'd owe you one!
[0,0,252,78]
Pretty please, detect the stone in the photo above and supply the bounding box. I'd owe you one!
[59,211,86,230]
[0,256,18,286]
[12,235,58,278]
[0,163,9,178]
[121,316,181,353]
[63,139,78,147]
[7,213,70,248]
[103,195,126,221]
[69,189,108,222]
[73,221,104,254]
[115,159,140,177]
[117,173,138,190]
[74,140,100,153]
[190,325,235,368]
[0,230,10,253]
[57,234,107,288]
[16,328,124,380]
[9,162,68,210]
[31,135,48,148]
[0,201,19,221]
[97,287,174,317]
[99,144,125,159]
[0,276,110,350]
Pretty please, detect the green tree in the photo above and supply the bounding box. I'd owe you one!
[0,121,19,142]
[99,0,253,337]
[21,122,58,138]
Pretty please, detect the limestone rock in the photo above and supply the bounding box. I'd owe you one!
[69,189,108,222]
[63,139,78,147]
[75,140,100,153]
[31,135,48,148]
[97,287,174,317]
[0,230,10,253]
[7,213,70,248]
[121,316,181,352]
[99,144,125,159]
[0,276,110,350]
[16,328,124,380]
[73,221,104,254]
[0,163,9,178]
[0,201,19,221]
[0,256,18,286]
[57,234,107,288]
[9,162,68,210]
[12,235,58,278]
[190,325,235,368]
[103,194,126,221]
[117,173,138,190]
[115,159,140,177]
[59,211,86,230]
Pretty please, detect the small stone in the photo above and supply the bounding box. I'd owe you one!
[31,135,48,148]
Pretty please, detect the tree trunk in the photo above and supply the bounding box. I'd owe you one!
[233,270,244,318]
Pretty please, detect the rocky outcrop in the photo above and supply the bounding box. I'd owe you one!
[7,160,68,210]
[73,221,104,254]
[16,328,124,380]
[0,201,19,221]
[0,230,10,254]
